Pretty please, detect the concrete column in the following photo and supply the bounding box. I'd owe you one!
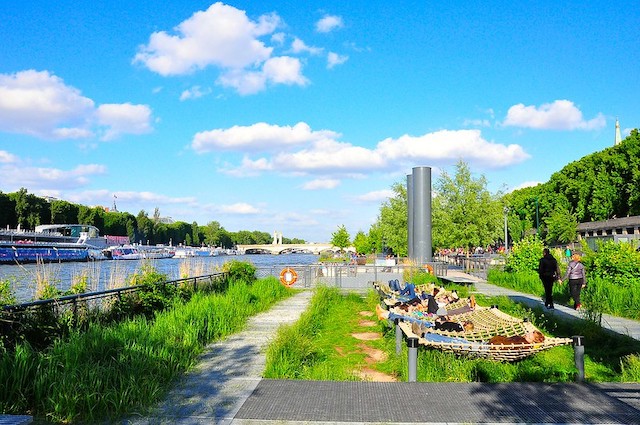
[395,319,402,354]
[412,166,432,264]
[407,337,418,382]
[407,174,414,260]
[573,335,585,382]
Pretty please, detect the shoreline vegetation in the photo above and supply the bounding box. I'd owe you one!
[0,261,293,423]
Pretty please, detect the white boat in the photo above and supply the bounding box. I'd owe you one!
[106,245,174,260]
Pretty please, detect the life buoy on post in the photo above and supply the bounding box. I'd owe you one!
[423,264,434,275]
[279,267,298,287]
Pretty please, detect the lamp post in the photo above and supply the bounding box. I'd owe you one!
[504,206,509,253]
[536,197,539,236]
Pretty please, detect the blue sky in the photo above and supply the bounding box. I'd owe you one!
[1,1,638,243]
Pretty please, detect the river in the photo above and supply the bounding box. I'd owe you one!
[0,253,319,303]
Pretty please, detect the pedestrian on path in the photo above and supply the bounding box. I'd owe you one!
[538,248,561,309]
[560,253,587,310]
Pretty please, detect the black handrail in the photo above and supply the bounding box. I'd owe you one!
[2,271,228,312]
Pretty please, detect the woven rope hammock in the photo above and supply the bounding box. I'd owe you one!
[374,281,573,362]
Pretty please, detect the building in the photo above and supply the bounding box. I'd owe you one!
[577,215,640,250]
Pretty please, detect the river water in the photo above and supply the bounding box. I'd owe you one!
[0,254,319,303]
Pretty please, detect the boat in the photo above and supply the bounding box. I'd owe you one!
[173,247,216,258]
[0,224,109,264]
[105,245,175,260]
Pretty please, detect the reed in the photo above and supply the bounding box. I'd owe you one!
[0,275,292,423]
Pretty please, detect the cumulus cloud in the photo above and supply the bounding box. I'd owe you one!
[0,163,107,191]
[0,70,154,141]
[134,3,310,95]
[180,85,212,101]
[316,15,344,33]
[503,100,606,130]
[327,52,349,69]
[96,103,153,141]
[376,129,530,168]
[509,181,542,192]
[218,202,261,214]
[291,38,323,55]
[192,122,339,153]
[302,178,340,190]
[196,122,529,176]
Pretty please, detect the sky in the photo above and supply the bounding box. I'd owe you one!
[1,1,638,243]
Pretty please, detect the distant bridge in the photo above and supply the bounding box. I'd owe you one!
[237,243,355,255]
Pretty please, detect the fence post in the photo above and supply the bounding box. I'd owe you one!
[407,337,418,382]
[395,319,402,354]
[573,335,585,382]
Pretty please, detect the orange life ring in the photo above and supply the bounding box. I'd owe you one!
[279,267,298,287]
[423,264,434,275]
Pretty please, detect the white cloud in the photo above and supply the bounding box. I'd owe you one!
[96,103,153,141]
[0,70,154,141]
[302,178,340,190]
[503,100,606,130]
[218,202,261,214]
[316,15,344,33]
[262,56,308,86]
[463,118,491,127]
[376,129,530,168]
[0,163,107,191]
[0,150,18,163]
[134,3,278,75]
[192,122,339,153]
[199,123,529,176]
[179,85,212,101]
[327,52,349,69]
[0,69,94,139]
[355,189,395,202]
[509,181,542,192]
[291,38,323,55]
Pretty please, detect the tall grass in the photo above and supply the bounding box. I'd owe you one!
[488,268,640,320]
[0,275,292,423]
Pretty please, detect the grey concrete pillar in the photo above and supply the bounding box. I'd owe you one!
[407,174,414,260]
[395,319,402,354]
[412,167,432,264]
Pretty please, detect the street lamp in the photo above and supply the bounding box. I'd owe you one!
[504,206,509,253]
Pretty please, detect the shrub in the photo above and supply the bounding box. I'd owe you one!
[504,235,546,273]
[583,241,640,288]
[0,279,16,306]
[223,260,256,284]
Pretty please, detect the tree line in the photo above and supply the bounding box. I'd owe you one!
[337,128,640,256]
[0,188,305,248]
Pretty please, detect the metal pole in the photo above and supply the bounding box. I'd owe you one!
[504,206,509,253]
[395,319,403,354]
[407,174,414,260]
[536,197,539,236]
[407,337,418,382]
[573,335,585,382]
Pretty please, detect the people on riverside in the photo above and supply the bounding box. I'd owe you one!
[488,330,545,346]
[564,246,572,263]
[560,253,586,310]
[538,248,561,309]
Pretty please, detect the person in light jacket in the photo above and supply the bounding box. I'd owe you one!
[560,253,586,310]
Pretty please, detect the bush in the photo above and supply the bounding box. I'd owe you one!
[583,241,640,288]
[223,260,256,284]
[504,235,546,273]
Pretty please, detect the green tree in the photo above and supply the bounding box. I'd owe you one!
[544,204,578,245]
[331,225,351,251]
[376,182,407,256]
[136,210,154,244]
[50,200,79,224]
[432,161,503,251]
[352,230,370,254]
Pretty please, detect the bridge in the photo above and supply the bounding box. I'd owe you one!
[236,243,355,255]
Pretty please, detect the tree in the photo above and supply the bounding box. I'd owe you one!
[432,161,503,251]
[544,204,578,244]
[376,182,407,256]
[352,230,370,254]
[331,225,351,251]
[50,200,79,224]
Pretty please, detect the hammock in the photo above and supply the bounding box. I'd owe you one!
[389,304,573,362]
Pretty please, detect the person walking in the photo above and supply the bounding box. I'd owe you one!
[538,248,560,309]
[560,253,587,310]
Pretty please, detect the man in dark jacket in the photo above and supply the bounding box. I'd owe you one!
[538,248,561,309]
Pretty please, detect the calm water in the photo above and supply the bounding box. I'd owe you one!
[0,253,319,303]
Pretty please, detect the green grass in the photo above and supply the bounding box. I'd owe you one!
[264,287,640,384]
[0,276,293,423]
